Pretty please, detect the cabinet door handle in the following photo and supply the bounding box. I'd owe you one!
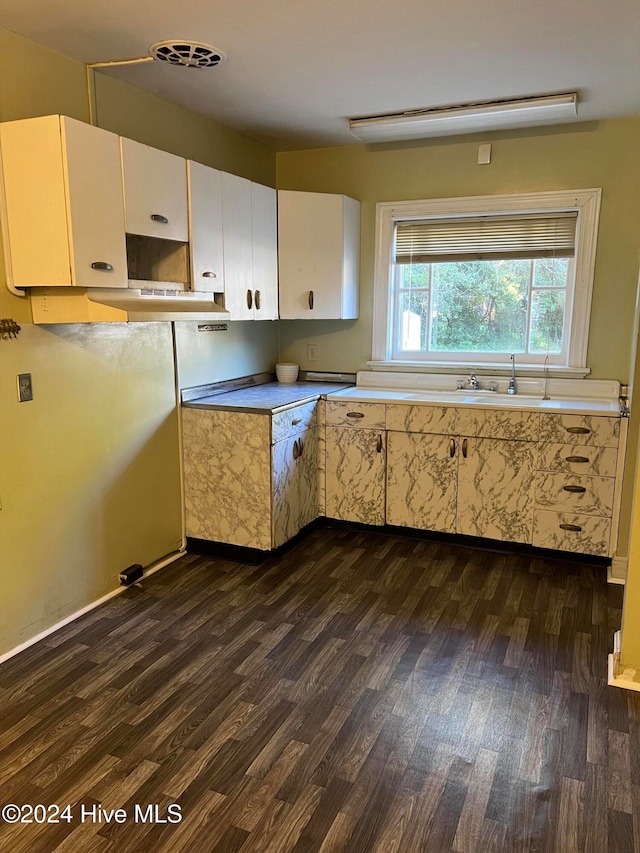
[565,426,591,435]
[91,261,113,271]
[559,523,583,532]
[255,290,261,310]
[309,290,314,310]
[298,438,305,456]
[565,455,590,463]
[246,289,253,310]
[346,412,364,419]
[292,439,300,459]
[291,417,302,426]
[562,485,587,493]
[449,438,456,458]
[150,213,169,224]
[462,437,468,458]
[202,271,217,278]
[376,434,383,453]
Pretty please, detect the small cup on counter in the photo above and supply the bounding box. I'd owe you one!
[275,363,299,383]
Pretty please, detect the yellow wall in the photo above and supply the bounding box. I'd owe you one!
[0,28,277,656]
[276,120,640,557]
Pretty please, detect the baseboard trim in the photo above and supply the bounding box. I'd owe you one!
[607,629,640,692]
[608,556,628,585]
[0,549,184,666]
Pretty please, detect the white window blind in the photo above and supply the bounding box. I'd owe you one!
[395,212,578,264]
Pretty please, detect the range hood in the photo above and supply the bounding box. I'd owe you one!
[87,287,231,322]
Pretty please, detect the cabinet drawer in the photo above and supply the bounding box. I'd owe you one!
[533,510,611,556]
[539,414,619,447]
[456,408,540,441]
[534,472,614,517]
[537,443,618,477]
[385,404,457,435]
[325,400,385,428]
[272,401,317,443]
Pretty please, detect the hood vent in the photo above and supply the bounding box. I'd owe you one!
[87,287,230,322]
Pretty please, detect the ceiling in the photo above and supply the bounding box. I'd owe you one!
[3,0,640,150]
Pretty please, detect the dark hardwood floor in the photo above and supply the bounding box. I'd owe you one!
[0,526,636,852]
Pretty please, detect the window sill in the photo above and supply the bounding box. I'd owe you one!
[367,360,591,379]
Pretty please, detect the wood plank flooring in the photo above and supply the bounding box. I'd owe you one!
[0,526,635,852]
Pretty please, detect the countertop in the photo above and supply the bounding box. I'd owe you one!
[182,381,351,414]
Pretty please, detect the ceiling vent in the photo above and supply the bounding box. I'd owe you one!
[149,40,227,68]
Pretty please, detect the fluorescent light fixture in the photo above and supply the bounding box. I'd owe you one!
[348,93,578,142]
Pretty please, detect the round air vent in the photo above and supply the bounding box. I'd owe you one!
[149,40,227,68]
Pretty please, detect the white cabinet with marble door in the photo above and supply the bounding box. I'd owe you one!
[272,426,318,547]
[386,431,458,533]
[220,172,278,320]
[183,400,318,552]
[325,401,386,525]
[0,115,128,289]
[457,436,537,544]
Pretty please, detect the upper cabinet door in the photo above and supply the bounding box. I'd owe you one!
[278,191,360,320]
[62,117,128,289]
[188,160,224,293]
[121,137,188,241]
[251,182,278,320]
[0,115,127,288]
[221,172,253,320]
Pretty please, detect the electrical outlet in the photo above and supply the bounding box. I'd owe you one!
[17,373,33,402]
[307,344,318,362]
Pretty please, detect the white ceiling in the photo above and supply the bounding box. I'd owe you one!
[3,0,640,150]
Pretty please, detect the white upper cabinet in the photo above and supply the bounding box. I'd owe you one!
[278,191,360,320]
[221,172,253,320]
[188,160,224,293]
[0,115,127,289]
[251,182,278,320]
[221,172,278,321]
[120,137,188,242]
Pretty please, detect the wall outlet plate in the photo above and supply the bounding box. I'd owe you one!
[17,373,33,402]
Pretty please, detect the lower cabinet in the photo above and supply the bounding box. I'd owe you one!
[325,425,386,525]
[386,432,536,544]
[272,427,318,548]
[386,431,457,533]
[457,436,536,543]
[183,403,318,551]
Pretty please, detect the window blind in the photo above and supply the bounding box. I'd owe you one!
[395,212,577,264]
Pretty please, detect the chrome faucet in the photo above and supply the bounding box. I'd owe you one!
[459,371,480,390]
[507,354,517,395]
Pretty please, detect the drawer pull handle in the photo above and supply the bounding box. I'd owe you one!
[562,485,587,493]
[91,261,113,271]
[462,437,468,459]
[559,523,583,532]
[346,412,365,419]
[202,271,217,278]
[150,213,169,224]
[291,417,302,426]
[309,290,314,310]
[565,455,590,463]
[246,289,253,310]
[377,433,383,453]
[565,426,591,434]
[449,438,456,458]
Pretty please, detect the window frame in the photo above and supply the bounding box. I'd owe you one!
[372,189,601,375]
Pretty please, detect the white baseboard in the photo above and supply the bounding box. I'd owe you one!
[608,629,640,692]
[608,556,628,585]
[0,549,184,666]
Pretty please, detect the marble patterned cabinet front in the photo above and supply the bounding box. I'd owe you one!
[325,424,386,525]
[183,402,319,551]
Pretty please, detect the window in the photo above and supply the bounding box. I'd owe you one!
[372,190,601,373]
